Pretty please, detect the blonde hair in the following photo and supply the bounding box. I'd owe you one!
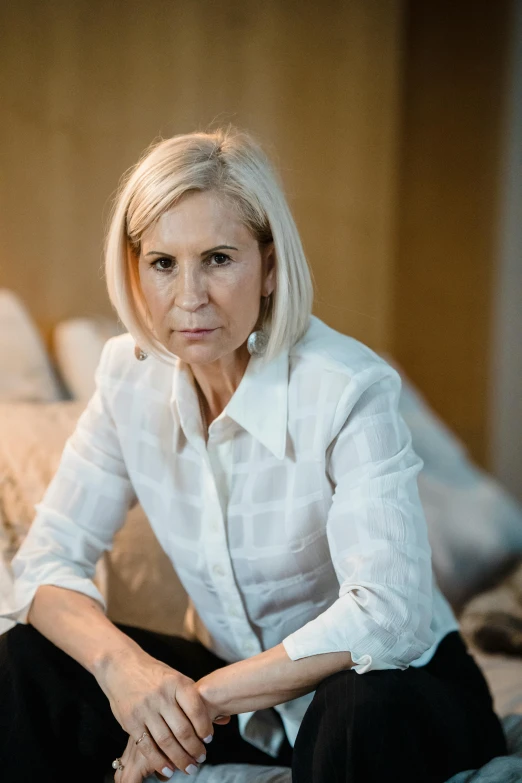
[104,125,314,366]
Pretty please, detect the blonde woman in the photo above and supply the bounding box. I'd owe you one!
[0,127,507,783]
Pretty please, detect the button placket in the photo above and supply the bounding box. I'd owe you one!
[201,442,261,657]
[203,470,221,536]
[201,452,232,584]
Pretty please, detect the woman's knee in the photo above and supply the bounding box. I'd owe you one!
[293,668,428,783]
[2,622,62,669]
[1,621,97,705]
[311,666,408,724]
[294,666,417,762]
[2,623,42,666]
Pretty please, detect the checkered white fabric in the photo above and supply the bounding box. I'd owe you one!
[1,314,459,756]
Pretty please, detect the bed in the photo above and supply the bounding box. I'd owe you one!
[1,288,521,782]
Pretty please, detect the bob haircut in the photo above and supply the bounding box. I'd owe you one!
[104,125,314,366]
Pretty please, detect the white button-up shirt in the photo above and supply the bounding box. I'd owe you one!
[1,314,459,756]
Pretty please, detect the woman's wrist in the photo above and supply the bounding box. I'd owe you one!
[92,635,148,691]
[196,673,227,717]
[195,649,303,716]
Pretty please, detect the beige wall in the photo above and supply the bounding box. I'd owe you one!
[0,0,404,354]
[1,0,514,465]
[391,0,513,467]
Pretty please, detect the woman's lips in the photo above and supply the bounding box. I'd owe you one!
[179,328,216,338]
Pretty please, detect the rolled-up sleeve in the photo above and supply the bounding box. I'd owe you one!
[0,339,137,625]
[282,364,435,673]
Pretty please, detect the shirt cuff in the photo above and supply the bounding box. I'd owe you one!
[282,629,374,674]
[281,590,428,674]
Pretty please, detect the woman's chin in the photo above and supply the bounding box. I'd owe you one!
[171,341,225,365]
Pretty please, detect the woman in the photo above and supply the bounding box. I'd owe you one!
[0,127,507,783]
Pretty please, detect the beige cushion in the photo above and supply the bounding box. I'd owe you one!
[105,500,188,635]
[53,316,126,403]
[0,289,64,403]
[0,400,187,635]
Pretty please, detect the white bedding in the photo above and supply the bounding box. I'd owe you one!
[139,713,522,782]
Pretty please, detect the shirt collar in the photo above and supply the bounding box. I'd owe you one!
[170,347,290,460]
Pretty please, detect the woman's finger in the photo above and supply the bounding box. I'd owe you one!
[135,716,198,777]
[213,714,231,725]
[116,733,160,783]
[113,737,130,782]
[119,756,146,783]
[114,736,139,783]
[175,687,215,746]
[159,703,208,765]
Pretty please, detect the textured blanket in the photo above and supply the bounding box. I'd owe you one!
[0,400,188,635]
[460,562,522,659]
[0,401,86,562]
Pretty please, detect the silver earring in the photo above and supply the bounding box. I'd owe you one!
[134,344,148,361]
[247,329,269,356]
[247,294,271,356]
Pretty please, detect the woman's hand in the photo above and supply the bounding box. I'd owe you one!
[113,732,175,782]
[95,645,230,777]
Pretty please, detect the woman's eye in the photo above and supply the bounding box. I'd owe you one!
[148,253,230,273]
[209,253,231,266]
[150,257,172,273]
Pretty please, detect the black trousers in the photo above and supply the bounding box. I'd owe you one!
[0,623,507,783]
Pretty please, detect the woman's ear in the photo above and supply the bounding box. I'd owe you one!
[262,241,276,296]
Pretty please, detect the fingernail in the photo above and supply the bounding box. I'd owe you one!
[196,753,206,763]
[203,735,213,744]
[161,769,174,779]
[185,764,199,775]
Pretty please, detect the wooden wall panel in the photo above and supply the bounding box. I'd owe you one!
[0,0,404,354]
[391,0,513,466]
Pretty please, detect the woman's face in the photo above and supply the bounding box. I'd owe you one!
[137,190,275,366]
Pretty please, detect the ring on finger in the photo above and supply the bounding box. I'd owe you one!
[112,757,125,771]
[135,730,151,746]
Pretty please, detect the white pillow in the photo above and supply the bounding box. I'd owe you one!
[53,316,125,401]
[385,354,522,612]
[0,289,64,402]
[144,765,292,783]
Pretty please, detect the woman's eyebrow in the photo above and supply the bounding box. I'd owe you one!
[144,244,239,258]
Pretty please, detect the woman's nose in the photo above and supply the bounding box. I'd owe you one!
[175,267,209,311]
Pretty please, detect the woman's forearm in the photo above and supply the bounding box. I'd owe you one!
[27,584,144,679]
[196,643,354,715]
[28,587,353,716]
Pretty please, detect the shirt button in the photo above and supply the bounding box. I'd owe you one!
[213,564,225,577]
[244,641,256,654]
